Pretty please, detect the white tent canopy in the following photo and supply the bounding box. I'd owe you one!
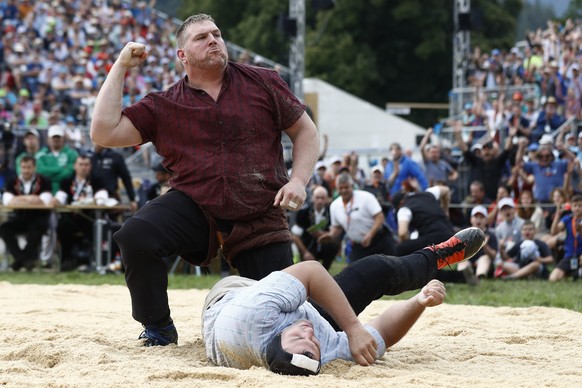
[303,78,427,157]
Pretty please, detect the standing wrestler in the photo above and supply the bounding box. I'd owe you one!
[90,14,319,346]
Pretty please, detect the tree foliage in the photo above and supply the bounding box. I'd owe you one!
[565,0,582,19]
[178,0,522,125]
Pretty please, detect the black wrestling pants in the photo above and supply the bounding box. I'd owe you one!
[113,190,293,325]
[316,249,439,331]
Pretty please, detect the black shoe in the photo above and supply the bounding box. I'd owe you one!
[428,227,486,270]
[11,260,23,272]
[138,321,178,346]
[60,260,78,272]
[23,259,37,272]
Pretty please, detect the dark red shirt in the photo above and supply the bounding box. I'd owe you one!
[123,62,305,221]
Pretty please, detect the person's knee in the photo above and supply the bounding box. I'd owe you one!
[549,268,564,282]
[114,218,165,259]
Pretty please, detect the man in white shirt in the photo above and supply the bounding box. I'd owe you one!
[319,173,394,261]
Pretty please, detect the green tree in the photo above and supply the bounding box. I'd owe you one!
[177,0,522,126]
[565,0,582,19]
[516,0,556,40]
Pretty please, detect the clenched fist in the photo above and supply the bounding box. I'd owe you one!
[117,42,148,68]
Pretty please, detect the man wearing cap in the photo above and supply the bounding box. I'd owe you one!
[541,61,567,106]
[36,124,79,194]
[202,228,485,375]
[532,96,565,144]
[319,173,395,262]
[310,160,331,195]
[519,143,575,203]
[323,156,343,194]
[15,128,41,175]
[495,197,524,255]
[363,164,390,215]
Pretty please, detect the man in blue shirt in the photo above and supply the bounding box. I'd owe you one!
[384,142,428,197]
[522,144,575,203]
[531,97,565,144]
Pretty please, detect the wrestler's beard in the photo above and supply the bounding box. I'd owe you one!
[188,49,228,70]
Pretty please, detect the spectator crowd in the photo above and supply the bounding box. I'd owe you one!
[1,1,582,282]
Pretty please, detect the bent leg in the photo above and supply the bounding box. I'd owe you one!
[113,190,210,324]
[233,242,293,280]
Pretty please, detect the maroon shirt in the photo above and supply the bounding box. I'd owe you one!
[123,62,305,221]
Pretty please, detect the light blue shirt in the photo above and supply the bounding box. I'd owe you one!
[203,271,386,369]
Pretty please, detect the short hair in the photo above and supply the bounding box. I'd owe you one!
[335,172,353,187]
[176,14,215,48]
[571,194,582,203]
[20,155,36,165]
[470,180,485,191]
[522,220,536,229]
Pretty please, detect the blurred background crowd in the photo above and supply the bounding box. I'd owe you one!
[1,0,582,281]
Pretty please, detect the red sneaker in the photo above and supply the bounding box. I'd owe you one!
[429,227,486,270]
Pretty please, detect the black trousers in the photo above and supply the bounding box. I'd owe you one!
[114,190,293,324]
[350,226,395,262]
[318,249,439,330]
[0,213,49,267]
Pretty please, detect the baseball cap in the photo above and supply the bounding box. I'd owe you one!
[470,143,483,152]
[539,134,554,145]
[266,333,321,376]
[48,124,65,137]
[545,96,557,105]
[498,197,515,209]
[329,156,342,165]
[527,143,539,152]
[512,91,523,101]
[371,165,383,174]
[471,205,488,217]
[315,160,326,170]
[572,63,579,71]
[25,128,40,138]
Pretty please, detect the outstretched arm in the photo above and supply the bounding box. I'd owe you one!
[283,261,378,366]
[367,279,446,348]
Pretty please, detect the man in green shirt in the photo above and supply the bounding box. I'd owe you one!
[36,125,78,193]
